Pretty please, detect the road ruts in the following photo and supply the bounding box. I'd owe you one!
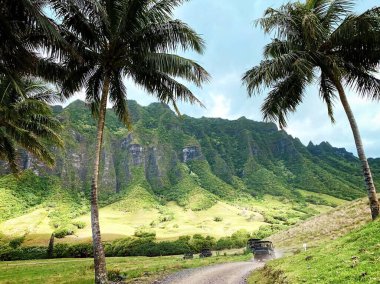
[158,260,264,284]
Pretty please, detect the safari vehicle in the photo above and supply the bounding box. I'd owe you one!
[247,238,261,249]
[199,248,212,258]
[247,239,275,261]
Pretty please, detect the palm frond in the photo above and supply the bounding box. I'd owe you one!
[131,20,205,54]
[261,71,306,129]
[109,71,131,128]
[344,64,380,100]
[0,76,63,172]
[320,72,337,122]
[0,130,19,174]
[142,53,210,86]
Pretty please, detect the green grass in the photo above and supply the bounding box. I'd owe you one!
[248,219,380,284]
[268,198,370,249]
[0,253,251,283]
[0,171,348,246]
[0,193,347,246]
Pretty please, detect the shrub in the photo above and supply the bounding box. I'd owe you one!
[134,227,156,238]
[215,237,234,250]
[190,234,216,252]
[213,216,223,222]
[53,244,70,258]
[107,269,126,282]
[67,243,93,258]
[159,215,173,223]
[72,221,86,229]
[54,226,75,238]
[0,246,47,261]
[9,236,25,249]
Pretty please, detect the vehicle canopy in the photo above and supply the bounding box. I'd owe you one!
[252,241,274,249]
[247,238,261,246]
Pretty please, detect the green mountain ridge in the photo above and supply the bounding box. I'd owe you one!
[14,100,380,199]
[0,100,379,243]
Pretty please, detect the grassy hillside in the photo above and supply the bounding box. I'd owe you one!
[268,198,371,249]
[1,100,378,246]
[249,218,380,284]
[0,172,347,246]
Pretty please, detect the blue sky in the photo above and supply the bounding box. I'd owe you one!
[66,0,380,158]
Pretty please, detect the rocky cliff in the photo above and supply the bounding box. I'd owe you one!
[8,100,380,204]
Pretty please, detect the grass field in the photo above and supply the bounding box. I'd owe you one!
[248,218,380,284]
[0,191,346,246]
[268,198,371,249]
[0,253,251,283]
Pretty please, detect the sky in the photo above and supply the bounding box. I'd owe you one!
[65,0,380,158]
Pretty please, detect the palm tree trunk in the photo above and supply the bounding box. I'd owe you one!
[91,75,110,284]
[335,80,379,220]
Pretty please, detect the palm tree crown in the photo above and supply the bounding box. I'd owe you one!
[243,0,380,220]
[0,76,63,173]
[244,0,380,127]
[53,0,209,121]
[50,1,209,283]
[0,0,66,83]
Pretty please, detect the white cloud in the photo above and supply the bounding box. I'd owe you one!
[208,92,231,118]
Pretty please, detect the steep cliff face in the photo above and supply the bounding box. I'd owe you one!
[5,100,379,204]
[183,146,202,162]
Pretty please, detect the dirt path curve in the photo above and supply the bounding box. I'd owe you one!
[158,260,264,284]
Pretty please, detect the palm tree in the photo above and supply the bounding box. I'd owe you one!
[243,0,380,220]
[0,0,71,88]
[51,0,209,282]
[0,76,63,173]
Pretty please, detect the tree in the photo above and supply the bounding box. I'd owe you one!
[52,0,209,282]
[243,0,380,220]
[0,0,71,89]
[0,76,63,173]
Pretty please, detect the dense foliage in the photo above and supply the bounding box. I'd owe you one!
[17,100,377,202]
[1,101,379,227]
[0,77,63,173]
[0,229,258,261]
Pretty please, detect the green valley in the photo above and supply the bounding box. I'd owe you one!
[0,101,378,247]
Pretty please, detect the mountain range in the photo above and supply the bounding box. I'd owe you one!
[0,100,378,243]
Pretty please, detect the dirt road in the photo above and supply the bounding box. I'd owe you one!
[159,260,264,284]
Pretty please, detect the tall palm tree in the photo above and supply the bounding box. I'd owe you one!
[0,76,63,173]
[52,0,209,282]
[243,0,380,220]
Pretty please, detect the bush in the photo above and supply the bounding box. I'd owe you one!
[54,226,76,238]
[72,221,86,229]
[190,234,216,252]
[251,224,286,239]
[0,231,256,260]
[53,244,70,258]
[158,215,173,223]
[9,236,25,249]
[107,269,126,282]
[134,227,156,238]
[215,237,234,250]
[0,246,47,261]
[67,243,93,258]
[213,216,223,222]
